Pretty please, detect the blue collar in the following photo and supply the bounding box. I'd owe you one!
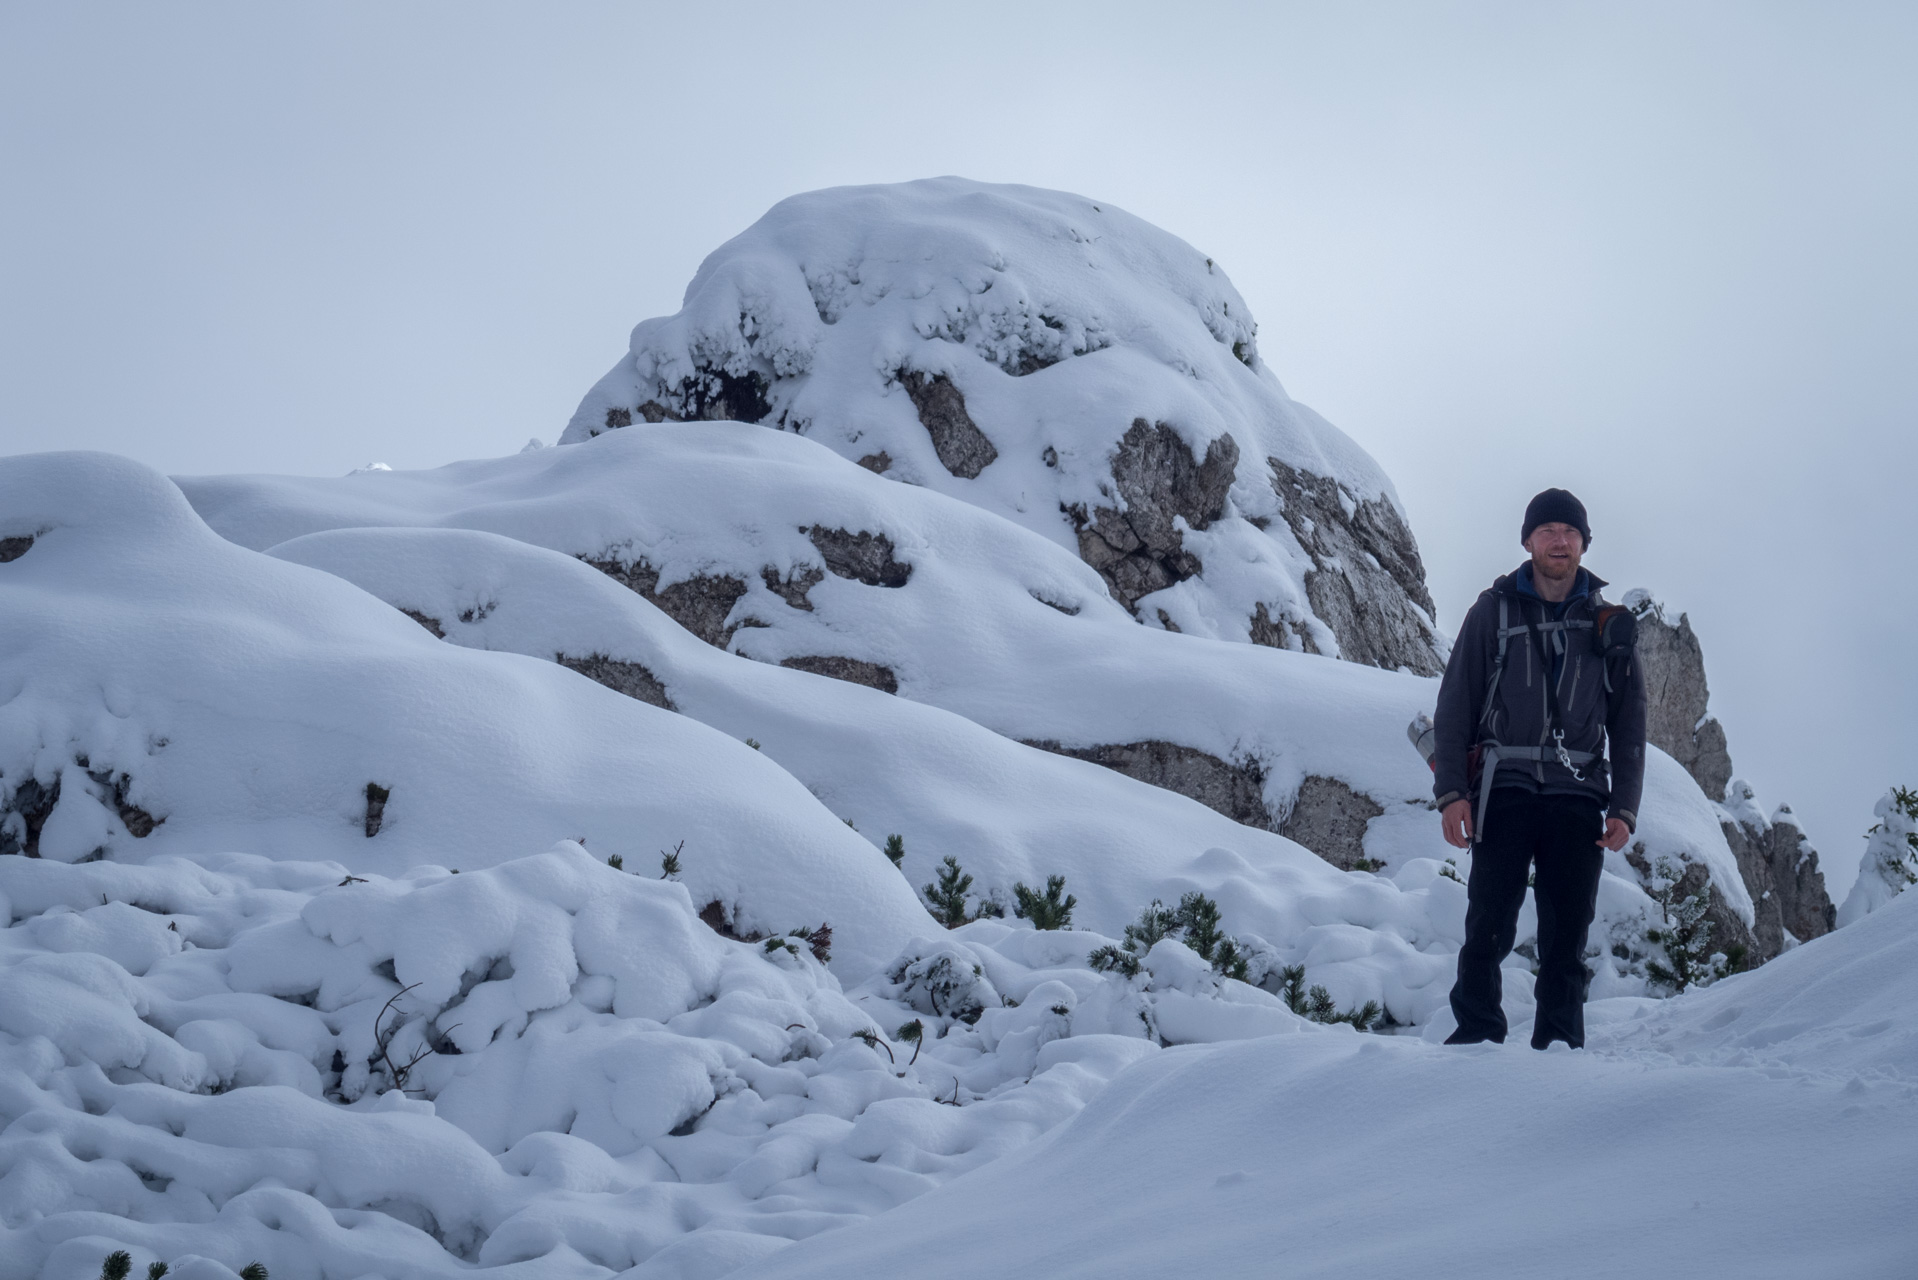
[1516,563,1591,611]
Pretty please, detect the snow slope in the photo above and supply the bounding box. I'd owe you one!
[748,895,1918,1280]
[0,451,927,976]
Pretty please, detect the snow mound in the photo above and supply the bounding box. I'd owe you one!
[0,450,927,976]
[1596,887,1918,1080]
[557,178,1443,673]
[0,846,1351,1277]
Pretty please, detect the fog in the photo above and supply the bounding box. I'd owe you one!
[4,2,1912,897]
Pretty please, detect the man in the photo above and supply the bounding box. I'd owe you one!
[1433,488,1646,1049]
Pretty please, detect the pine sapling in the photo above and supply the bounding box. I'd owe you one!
[659,840,683,880]
[1275,964,1384,1031]
[923,855,977,928]
[1089,899,1177,977]
[606,853,624,871]
[99,1253,132,1280]
[895,1018,925,1065]
[1013,875,1077,930]
[148,1265,169,1280]
[1645,856,1720,992]
[884,833,906,869]
[788,923,833,964]
[239,1265,269,1280]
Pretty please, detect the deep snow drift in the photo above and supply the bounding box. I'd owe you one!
[4,179,1911,1279]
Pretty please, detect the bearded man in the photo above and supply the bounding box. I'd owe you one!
[1432,488,1647,1049]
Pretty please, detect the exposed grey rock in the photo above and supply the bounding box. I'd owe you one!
[1021,741,1388,873]
[807,527,912,587]
[779,655,899,694]
[583,555,751,648]
[1069,419,1238,616]
[557,653,676,712]
[1630,598,1734,800]
[1024,739,1272,831]
[761,564,824,612]
[1249,601,1321,655]
[1625,592,1835,961]
[1279,776,1386,871]
[1719,783,1835,961]
[856,451,893,474]
[0,534,34,563]
[401,609,446,639]
[590,370,774,435]
[1029,591,1080,616]
[0,775,59,857]
[1266,459,1442,676]
[364,782,390,839]
[897,370,999,479]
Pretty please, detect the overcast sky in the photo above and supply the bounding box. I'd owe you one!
[4,2,1912,899]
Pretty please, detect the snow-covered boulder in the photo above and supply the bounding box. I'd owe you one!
[558,178,1444,674]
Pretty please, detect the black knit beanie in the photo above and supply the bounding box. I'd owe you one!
[1522,488,1590,547]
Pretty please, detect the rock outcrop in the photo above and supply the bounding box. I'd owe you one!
[1627,590,1834,961]
[1023,738,1386,872]
[558,653,676,711]
[1069,420,1238,617]
[583,555,751,649]
[1627,593,1733,800]
[1278,776,1386,871]
[780,655,899,694]
[1265,460,1444,676]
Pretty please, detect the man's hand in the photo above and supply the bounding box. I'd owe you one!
[1597,817,1630,852]
[1442,799,1474,849]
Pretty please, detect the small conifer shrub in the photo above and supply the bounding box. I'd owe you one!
[99,1253,132,1280]
[239,1264,269,1280]
[148,1264,169,1280]
[1644,856,1727,992]
[923,855,983,928]
[884,833,906,868]
[1089,896,1253,979]
[606,853,624,871]
[659,840,683,879]
[895,1017,925,1065]
[1012,875,1077,930]
[1274,965,1384,1030]
[788,923,833,964]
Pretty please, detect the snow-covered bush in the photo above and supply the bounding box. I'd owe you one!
[1838,785,1918,926]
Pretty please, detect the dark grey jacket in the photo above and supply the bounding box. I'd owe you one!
[1433,566,1648,830]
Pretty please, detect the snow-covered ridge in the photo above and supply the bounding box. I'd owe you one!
[559,178,1444,674]
[180,425,1750,1011]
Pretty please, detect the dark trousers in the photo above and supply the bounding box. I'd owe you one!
[1448,790,1606,1049]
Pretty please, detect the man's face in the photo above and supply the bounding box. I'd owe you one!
[1524,521,1585,582]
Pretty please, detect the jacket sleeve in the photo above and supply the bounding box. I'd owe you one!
[1432,594,1493,808]
[1605,649,1649,830]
